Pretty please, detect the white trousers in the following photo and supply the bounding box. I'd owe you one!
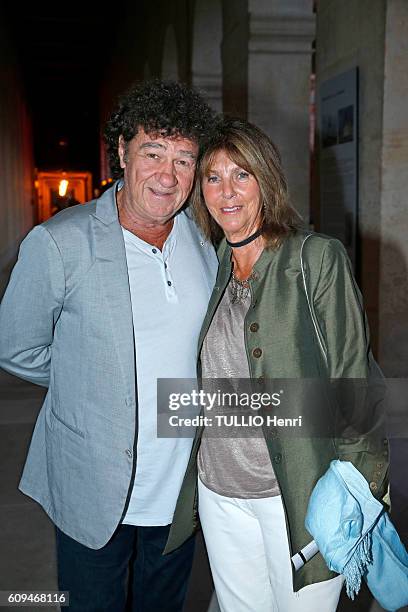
[198,478,344,612]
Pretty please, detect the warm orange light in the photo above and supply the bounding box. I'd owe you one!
[59,179,69,197]
[101,180,107,186]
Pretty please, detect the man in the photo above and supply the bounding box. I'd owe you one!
[0,79,218,611]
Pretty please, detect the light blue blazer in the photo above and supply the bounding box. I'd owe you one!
[0,183,217,549]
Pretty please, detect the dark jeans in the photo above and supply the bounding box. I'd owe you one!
[56,524,195,612]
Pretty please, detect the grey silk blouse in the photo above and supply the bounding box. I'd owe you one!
[197,279,280,498]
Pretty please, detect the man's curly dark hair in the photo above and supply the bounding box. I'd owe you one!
[104,79,217,179]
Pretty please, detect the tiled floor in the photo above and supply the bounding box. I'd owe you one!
[0,369,406,612]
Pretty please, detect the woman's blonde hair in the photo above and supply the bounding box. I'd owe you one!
[191,117,303,248]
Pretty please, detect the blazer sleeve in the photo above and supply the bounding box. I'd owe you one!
[313,239,389,500]
[0,225,65,387]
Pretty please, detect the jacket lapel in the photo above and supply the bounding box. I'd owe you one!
[197,246,232,357]
[91,184,136,397]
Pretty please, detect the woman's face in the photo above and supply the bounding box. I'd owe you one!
[202,149,262,242]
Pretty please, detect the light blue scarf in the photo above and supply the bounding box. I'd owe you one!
[305,460,408,611]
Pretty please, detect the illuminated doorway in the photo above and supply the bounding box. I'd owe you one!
[36,171,92,222]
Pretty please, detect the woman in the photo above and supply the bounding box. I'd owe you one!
[164,118,389,612]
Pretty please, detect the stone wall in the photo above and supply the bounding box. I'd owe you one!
[0,15,35,296]
[315,0,387,354]
[378,0,408,376]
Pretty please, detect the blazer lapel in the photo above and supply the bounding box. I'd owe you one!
[91,184,136,398]
[197,247,232,357]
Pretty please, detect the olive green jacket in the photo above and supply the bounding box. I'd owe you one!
[164,230,389,592]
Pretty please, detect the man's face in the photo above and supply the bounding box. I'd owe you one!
[118,128,198,225]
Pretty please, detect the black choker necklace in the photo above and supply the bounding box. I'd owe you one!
[226,228,262,248]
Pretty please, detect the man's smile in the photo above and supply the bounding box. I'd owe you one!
[148,187,177,198]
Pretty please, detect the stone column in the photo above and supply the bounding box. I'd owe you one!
[315,0,387,353]
[192,0,223,112]
[161,24,179,81]
[378,0,408,553]
[248,0,315,220]
[378,0,408,377]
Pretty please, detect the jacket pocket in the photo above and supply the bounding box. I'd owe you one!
[50,407,85,438]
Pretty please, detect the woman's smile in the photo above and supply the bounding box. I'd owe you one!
[220,205,243,214]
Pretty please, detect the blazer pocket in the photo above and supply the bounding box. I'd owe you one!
[50,407,85,438]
